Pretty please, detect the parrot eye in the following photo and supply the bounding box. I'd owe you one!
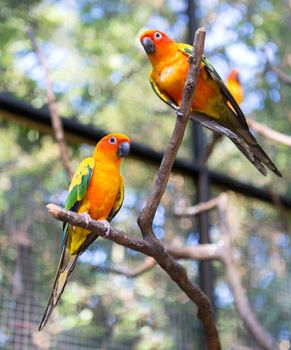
[154,32,162,40]
[109,136,117,144]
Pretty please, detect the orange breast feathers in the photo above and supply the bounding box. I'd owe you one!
[77,133,130,220]
[81,162,121,220]
[141,30,222,117]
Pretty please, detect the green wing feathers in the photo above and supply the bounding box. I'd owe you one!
[202,56,248,127]
[177,43,193,55]
[65,157,95,211]
[39,158,95,330]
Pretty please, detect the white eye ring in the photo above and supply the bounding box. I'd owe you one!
[154,32,162,40]
[109,136,117,144]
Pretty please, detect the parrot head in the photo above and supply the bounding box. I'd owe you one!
[227,69,240,83]
[140,30,176,67]
[94,133,131,162]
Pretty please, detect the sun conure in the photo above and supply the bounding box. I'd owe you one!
[39,133,131,330]
[226,69,243,106]
[140,29,281,177]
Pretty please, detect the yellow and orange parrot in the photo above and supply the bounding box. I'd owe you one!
[140,30,281,177]
[226,69,243,106]
[39,133,131,330]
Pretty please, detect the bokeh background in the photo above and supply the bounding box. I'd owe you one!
[0,0,290,349]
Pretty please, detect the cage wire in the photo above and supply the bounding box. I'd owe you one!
[0,120,290,350]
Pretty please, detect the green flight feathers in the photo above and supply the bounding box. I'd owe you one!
[65,158,94,211]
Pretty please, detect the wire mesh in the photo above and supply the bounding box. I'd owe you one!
[0,120,290,350]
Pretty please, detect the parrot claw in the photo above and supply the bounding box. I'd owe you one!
[98,220,111,237]
[80,212,91,229]
[176,108,183,119]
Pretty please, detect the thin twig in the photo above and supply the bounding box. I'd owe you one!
[247,118,291,147]
[47,27,221,350]
[47,204,152,254]
[267,61,291,85]
[138,27,206,234]
[204,133,223,163]
[93,257,156,277]
[138,27,221,350]
[27,27,73,180]
[177,193,279,350]
[175,193,226,217]
[48,202,221,350]
[204,116,291,164]
[230,346,259,350]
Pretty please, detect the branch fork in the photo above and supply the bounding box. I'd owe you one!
[46,27,224,350]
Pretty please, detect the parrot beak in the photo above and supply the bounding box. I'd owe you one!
[141,37,156,55]
[117,142,130,158]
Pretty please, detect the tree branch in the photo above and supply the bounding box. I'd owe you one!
[138,27,206,235]
[247,118,291,147]
[137,27,221,350]
[47,27,221,350]
[204,116,291,164]
[93,257,156,278]
[204,133,223,163]
[47,204,152,255]
[27,27,73,180]
[175,193,279,350]
[48,202,221,350]
[230,346,259,350]
[175,193,226,217]
[267,61,291,85]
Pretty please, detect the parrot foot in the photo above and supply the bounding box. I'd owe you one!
[98,220,111,237]
[80,212,91,229]
[176,108,183,119]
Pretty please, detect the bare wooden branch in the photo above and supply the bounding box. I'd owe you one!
[167,243,222,261]
[47,204,152,255]
[48,202,221,350]
[204,117,291,164]
[267,61,291,85]
[94,243,222,278]
[230,346,259,350]
[204,133,223,163]
[247,118,291,147]
[93,257,156,277]
[137,27,221,350]
[217,196,279,350]
[175,193,227,217]
[47,28,221,350]
[138,27,206,234]
[177,193,279,350]
[28,27,73,180]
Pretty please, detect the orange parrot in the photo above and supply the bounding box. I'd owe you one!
[39,133,131,330]
[226,69,243,106]
[140,30,281,177]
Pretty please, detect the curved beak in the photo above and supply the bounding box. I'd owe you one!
[141,37,156,55]
[117,142,130,158]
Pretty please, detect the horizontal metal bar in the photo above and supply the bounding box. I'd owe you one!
[1,92,290,208]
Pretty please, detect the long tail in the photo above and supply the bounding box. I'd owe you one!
[230,127,282,177]
[190,111,282,177]
[224,106,282,177]
[38,242,78,331]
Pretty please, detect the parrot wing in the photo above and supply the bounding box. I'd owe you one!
[39,158,95,331]
[178,43,248,128]
[107,176,124,222]
[68,176,124,259]
[178,43,282,177]
[150,76,179,110]
[65,158,95,211]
